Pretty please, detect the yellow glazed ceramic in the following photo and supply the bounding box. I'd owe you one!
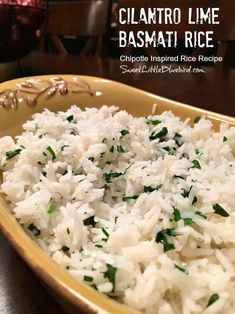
[0,75,235,314]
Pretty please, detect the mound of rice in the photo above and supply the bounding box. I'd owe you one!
[1,105,235,314]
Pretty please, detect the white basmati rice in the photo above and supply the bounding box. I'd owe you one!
[1,105,235,314]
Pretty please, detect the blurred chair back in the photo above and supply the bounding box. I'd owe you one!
[43,0,111,56]
[118,0,235,68]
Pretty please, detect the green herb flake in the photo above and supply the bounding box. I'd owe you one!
[6,149,22,160]
[46,146,56,161]
[88,157,95,162]
[28,223,41,236]
[223,136,228,142]
[47,203,56,214]
[109,146,114,153]
[83,215,97,228]
[194,116,201,124]
[172,207,181,222]
[102,228,109,242]
[181,186,192,198]
[191,160,201,169]
[173,133,183,147]
[103,172,122,183]
[155,228,177,252]
[212,203,230,217]
[192,196,198,205]
[183,218,194,225]
[100,152,105,158]
[195,148,200,155]
[163,146,171,152]
[66,228,70,235]
[122,195,139,202]
[42,171,47,177]
[84,275,93,282]
[173,175,186,180]
[61,145,69,152]
[61,245,70,252]
[207,293,219,307]
[174,264,188,274]
[95,244,103,248]
[182,152,189,159]
[103,264,117,292]
[117,145,125,153]
[149,127,168,142]
[144,184,162,193]
[146,119,161,126]
[120,129,129,137]
[66,115,74,123]
[195,211,207,219]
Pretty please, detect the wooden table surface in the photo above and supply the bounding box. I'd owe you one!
[0,51,235,314]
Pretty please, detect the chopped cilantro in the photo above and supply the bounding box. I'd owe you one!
[192,196,198,205]
[173,175,186,180]
[194,116,201,124]
[183,218,194,225]
[46,146,56,161]
[117,145,125,153]
[149,127,168,142]
[103,264,117,292]
[223,136,228,142]
[102,228,109,242]
[47,203,56,214]
[103,172,122,183]
[207,293,219,307]
[195,211,207,219]
[163,146,171,152]
[182,152,189,159]
[181,186,192,198]
[172,207,194,225]
[195,148,201,155]
[66,228,70,235]
[122,195,139,202]
[42,171,47,177]
[155,228,177,252]
[120,130,129,137]
[6,149,22,160]
[146,119,161,126]
[84,275,93,282]
[88,157,94,162]
[109,146,114,153]
[66,115,74,123]
[191,160,201,169]
[173,133,182,147]
[28,223,41,236]
[212,203,229,217]
[172,207,181,221]
[144,184,162,193]
[61,145,69,151]
[95,244,103,248]
[174,264,188,274]
[83,215,96,228]
[61,245,70,252]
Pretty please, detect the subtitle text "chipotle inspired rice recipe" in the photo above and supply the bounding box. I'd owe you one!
[1,105,235,314]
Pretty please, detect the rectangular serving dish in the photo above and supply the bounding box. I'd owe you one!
[0,75,235,314]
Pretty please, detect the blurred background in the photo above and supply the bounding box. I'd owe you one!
[0,0,235,79]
